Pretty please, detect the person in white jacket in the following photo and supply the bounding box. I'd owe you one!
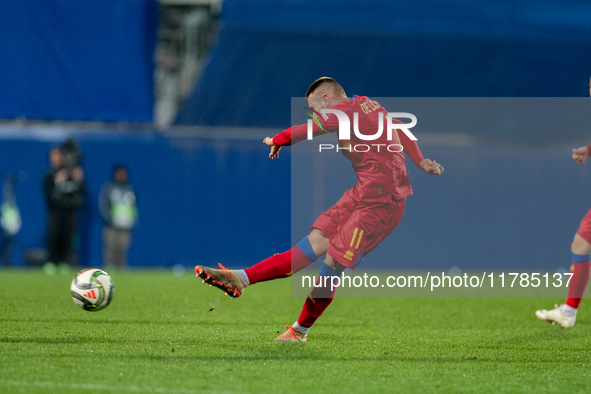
[99,164,138,269]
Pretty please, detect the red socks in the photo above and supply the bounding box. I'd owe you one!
[297,276,336,328]
[243,237,338,329]
[244,245,316,285]
[566,260,591,309]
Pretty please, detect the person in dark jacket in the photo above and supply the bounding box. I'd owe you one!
[44,148,85,267]
[99,164,137,269]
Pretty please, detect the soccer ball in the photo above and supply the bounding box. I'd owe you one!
[70,268,114,311]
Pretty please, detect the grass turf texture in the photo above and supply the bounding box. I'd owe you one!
[0,269,590,393]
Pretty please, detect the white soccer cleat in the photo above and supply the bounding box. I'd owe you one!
[535,304,576,328]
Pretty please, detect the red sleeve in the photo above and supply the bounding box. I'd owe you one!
[272,101,352,147]
[398,129,424,167]
[587,145,591,155]
[272,126,295,146]
[272,124,309,146]
[272,115,337,147]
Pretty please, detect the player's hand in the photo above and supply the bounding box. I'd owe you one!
[419,159,444,175]
[572,146,590,164]
[263,137,281,160]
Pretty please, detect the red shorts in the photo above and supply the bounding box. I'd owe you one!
[311,189,405,268]
[577,207,591,244]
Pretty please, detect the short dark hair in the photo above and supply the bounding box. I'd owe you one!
[305,77,346,98]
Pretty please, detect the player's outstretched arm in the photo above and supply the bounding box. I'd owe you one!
[419,159,444,175]
[264,137,282,160]
[572,146,590,164]
[397,129,443,175]
[263,120,332,160]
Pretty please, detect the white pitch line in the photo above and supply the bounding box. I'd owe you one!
[5,380,239,394]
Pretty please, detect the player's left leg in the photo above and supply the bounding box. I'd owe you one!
[566,233,591,310]
[275,254,345,342]
[536,211,591,327]
[277,198,406,342]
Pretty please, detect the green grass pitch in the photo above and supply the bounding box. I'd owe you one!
[1,269,590,393]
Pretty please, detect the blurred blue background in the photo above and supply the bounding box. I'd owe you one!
[0,0,590,270]
[177,0,591,127]
[0,0,158,122]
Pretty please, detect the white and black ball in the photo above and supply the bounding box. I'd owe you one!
[70,268,114,311]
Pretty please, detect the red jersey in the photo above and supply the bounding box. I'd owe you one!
[272,96,424,203]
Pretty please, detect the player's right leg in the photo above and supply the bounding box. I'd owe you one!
[195,229,329,298]
[196,190,351,297]
[536,226,591,328]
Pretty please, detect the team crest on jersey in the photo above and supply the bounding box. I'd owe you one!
[344,250,354,261]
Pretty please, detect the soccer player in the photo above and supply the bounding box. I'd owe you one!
[195,77,444,341]
[536,78,591,328]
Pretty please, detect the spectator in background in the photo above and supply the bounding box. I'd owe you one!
[44,147,85,268]
[1,174,22,267]
[99,164,138,269]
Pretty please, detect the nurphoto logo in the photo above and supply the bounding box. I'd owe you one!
[307,109,418,153]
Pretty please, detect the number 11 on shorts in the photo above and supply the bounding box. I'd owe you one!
[350,227,364,250]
